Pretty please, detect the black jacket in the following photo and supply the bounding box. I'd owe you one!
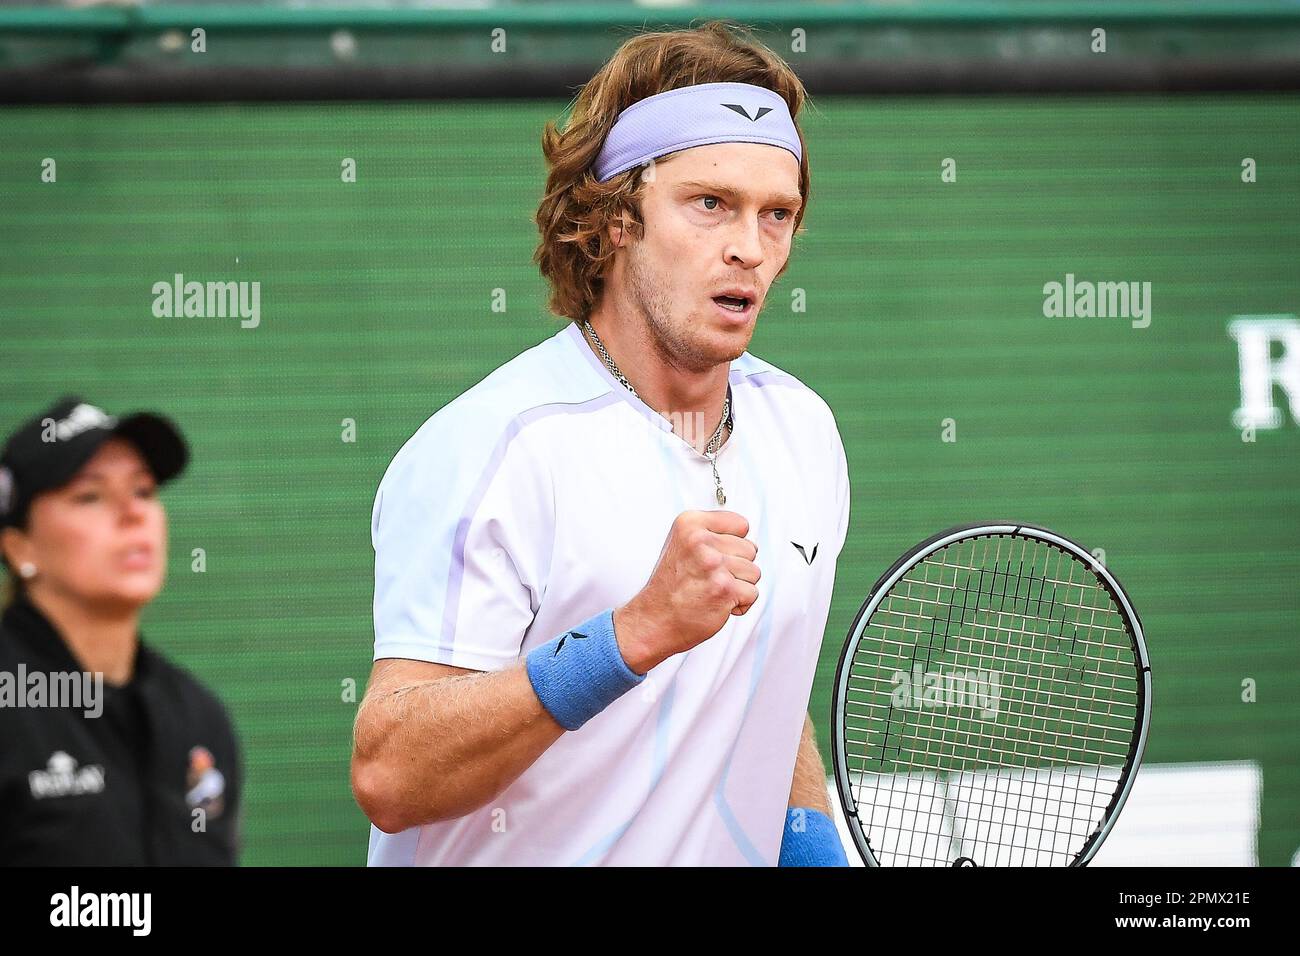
[0,596,241,865]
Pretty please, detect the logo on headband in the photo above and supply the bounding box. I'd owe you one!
[592,82,802,183]
[0,466,12,517]
[723,103,773,122]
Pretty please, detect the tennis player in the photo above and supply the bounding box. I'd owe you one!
[352,21,850,866]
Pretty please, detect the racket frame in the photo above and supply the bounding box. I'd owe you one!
[830,521,1152,867]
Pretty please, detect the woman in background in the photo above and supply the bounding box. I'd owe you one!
[0,396,241,865]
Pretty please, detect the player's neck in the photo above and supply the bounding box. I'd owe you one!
[582,312,732,454]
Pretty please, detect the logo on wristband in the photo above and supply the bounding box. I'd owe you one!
[553,630,589,655]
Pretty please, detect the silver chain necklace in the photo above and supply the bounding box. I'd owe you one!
[582,319,732,505]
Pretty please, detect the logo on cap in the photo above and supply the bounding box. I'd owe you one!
[47,403,117,443]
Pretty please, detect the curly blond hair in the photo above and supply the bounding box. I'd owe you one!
[533,19,811,323]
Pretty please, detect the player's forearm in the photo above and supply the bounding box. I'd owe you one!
[788,713,832,814]
[352,662,565,832]
[780,714,849,866]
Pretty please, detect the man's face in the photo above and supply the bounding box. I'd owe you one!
[613,142,802,372]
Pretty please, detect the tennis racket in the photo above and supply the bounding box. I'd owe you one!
[831,522,1151,867]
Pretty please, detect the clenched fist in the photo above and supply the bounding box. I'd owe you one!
[613,510,760,674]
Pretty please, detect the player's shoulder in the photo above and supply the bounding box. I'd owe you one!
[461,320,608,413]
[730,347,839,435]
[379,322,608,480]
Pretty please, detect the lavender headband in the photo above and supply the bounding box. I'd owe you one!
[592,81,802,183]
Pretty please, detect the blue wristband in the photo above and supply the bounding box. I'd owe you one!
[778,807,850,867]
[525,608,646,731]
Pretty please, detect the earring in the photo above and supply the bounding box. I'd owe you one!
[18,562,36,579]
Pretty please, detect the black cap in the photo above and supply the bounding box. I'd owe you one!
[0,396,189,529]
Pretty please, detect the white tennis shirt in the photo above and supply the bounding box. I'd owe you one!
[366,320,850,866]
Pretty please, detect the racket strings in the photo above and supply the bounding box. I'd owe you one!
[842,533,1141,866]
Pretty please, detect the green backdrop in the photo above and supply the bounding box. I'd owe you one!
[1,95,1296,865]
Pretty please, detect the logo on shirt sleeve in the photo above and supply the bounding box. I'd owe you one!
[184,746,227,819]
